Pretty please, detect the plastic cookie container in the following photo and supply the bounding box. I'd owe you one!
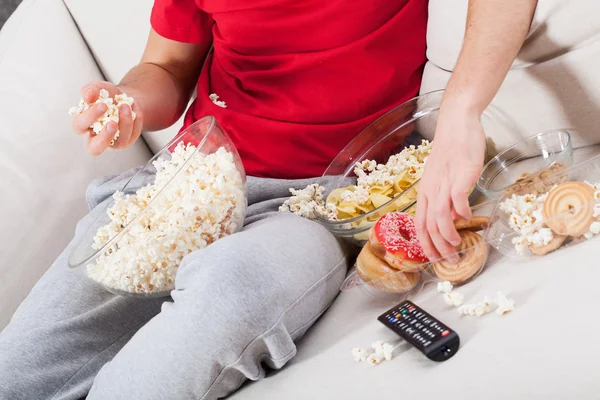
[477,129,574,199]
[486,153,600,259]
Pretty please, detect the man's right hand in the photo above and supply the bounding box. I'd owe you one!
[71,81,143,156]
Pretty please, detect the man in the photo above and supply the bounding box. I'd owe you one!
[0,0,537,399]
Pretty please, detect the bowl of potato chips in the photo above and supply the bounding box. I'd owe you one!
[315,90,483,245]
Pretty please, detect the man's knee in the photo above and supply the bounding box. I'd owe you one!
[88,216,348,400]
[174,215,347,312]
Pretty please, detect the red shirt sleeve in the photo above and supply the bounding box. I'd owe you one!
[151,0,214,44]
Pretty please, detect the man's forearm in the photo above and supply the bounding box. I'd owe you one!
[114,30,211,132]
[117,62,195,132]
[443,0,538,115]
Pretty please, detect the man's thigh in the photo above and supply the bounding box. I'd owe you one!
[89,213,349,400]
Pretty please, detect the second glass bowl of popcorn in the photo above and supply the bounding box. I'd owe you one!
[68,116,248,298]
[486,153,600,259]
[315,90,487,246]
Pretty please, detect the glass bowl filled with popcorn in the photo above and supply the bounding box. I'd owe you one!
[68,116,247,297]
[477,129,573,199]
[486,153,600,258]
[314,90,486,245]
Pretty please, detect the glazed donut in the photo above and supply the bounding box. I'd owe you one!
[432,230,488,284]
[368,212,428,272]
[529,234,567,256]
[542,182,595,237]
[356,243,421,293]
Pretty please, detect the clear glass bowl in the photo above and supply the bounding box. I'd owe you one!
[315,90,486,246]
[69,116,247,298]
[486,153,600,258]
[477,129,573,199]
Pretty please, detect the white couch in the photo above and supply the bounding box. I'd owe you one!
[2,1,600,398]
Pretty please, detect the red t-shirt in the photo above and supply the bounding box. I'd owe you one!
[151,0,427,179]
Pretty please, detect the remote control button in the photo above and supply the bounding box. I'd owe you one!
[401,310,408,315]
[395,314,402,319]
[408,306,415,311]
[441,330,450,337]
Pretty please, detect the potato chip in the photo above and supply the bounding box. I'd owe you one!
[382,188,394,197]
[370,185,393,194]
[327,187,348,204]
[336,202,359,214]
[336,211,356,220]
[355,203,375,213]
[393,175,412,192]
[370,193,392,208]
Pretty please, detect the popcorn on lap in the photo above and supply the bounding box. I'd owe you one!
[87,143,245,294]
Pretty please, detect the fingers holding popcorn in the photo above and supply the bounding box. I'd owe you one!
[87,122,118,156]
[72,103,108,135]
[111,105,134,149]
[70,85,140,155]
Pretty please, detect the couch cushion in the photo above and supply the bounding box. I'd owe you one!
[231,237,600,399]
[63,0,188,153]
[0,0,152,329]
[421,0,600,156]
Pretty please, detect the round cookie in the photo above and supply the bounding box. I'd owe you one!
[432,231,488,284]
[542,182,595,237]
[529,234,567,256]
[453,216,490,232]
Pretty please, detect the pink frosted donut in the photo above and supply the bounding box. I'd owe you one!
[369,212,428,272]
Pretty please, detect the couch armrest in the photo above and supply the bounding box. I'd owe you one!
[0,0,153,329]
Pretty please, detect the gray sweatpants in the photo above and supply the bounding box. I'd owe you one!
[0,169,349,400]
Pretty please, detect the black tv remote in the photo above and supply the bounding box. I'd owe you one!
[377,300,459,362]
